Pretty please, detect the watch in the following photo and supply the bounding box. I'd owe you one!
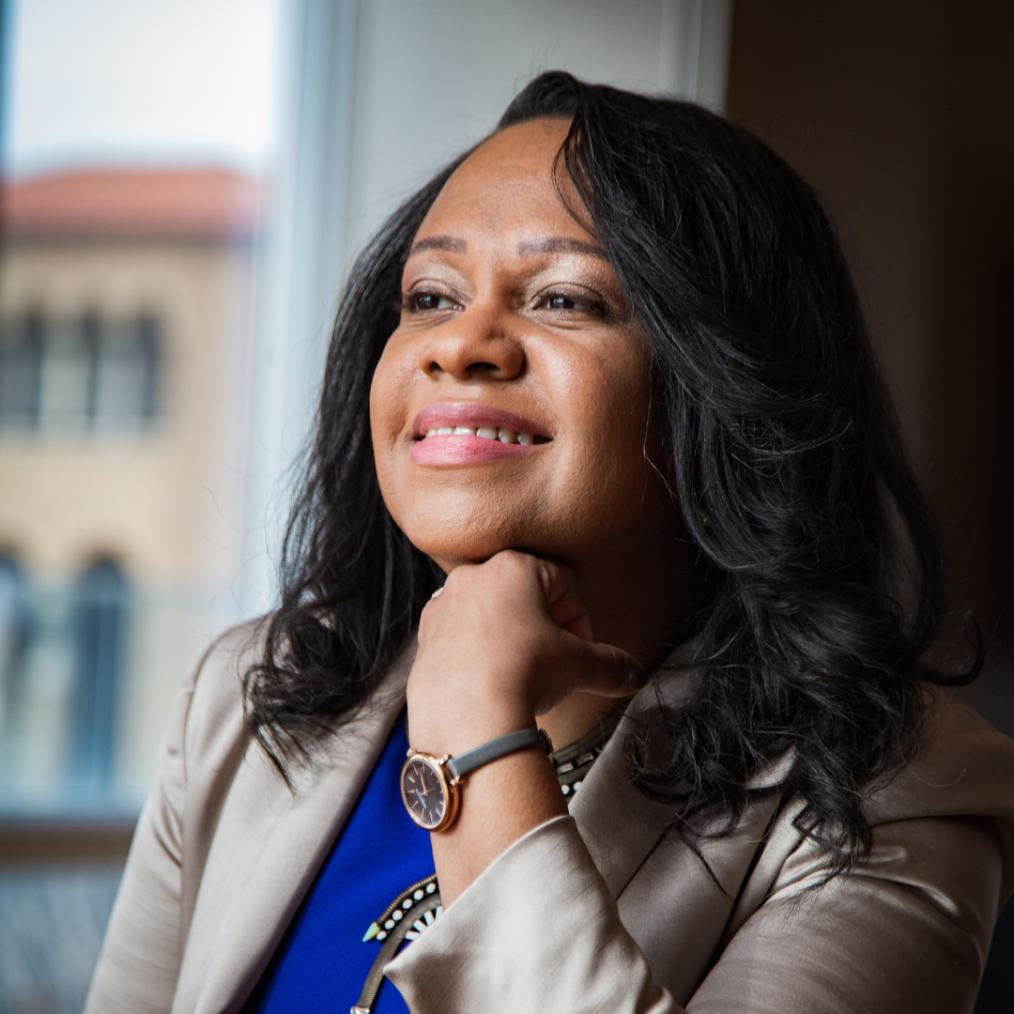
[400,727,553,832]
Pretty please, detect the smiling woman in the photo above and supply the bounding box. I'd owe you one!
[371,119,679,591]
[85,73,1014,1014]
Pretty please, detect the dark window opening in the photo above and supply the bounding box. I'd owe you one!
[0,314,44,429]
[138,315,161,422]
[82,313,102,423]
[70,560,129,787]
[0,555,31,767]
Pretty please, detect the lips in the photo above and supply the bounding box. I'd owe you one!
[410,402,550,466]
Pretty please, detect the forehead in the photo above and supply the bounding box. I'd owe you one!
[416,118,589,239]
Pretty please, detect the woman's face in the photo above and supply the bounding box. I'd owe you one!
[370,118,679,573]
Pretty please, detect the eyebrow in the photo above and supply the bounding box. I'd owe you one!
[407,235,466,257]
[406,234,608,261]
[517,237,607,259]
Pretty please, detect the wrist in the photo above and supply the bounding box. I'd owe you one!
[406,671,535,756]
[401,723,554,835]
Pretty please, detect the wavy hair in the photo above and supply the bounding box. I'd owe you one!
[244,71,979,871]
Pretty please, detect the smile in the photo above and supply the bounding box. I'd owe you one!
[423,425,539,445]
[410,402,551,466]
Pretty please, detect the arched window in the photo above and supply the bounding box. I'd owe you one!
[71,560,130,787]
[0,555,30,757]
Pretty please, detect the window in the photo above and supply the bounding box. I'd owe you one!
[91,315,162,433]
[0,313,163,434]
[71,561,129,788]
[0,313,44,430]
[0,556,132,801]
[0,555,30,771]
[38,316,92,431]
[0,0,279,1006]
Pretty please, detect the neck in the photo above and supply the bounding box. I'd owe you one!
[538,524,697,749]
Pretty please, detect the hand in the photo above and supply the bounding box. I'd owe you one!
[406,550,641,904]
[406,549,640,759]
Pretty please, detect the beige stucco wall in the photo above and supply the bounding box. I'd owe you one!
[0,237,251,586]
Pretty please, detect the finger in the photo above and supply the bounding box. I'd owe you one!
[417,587,447,641]
[532,558,596,641]
[565,638,646,700]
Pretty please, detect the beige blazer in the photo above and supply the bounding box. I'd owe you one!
[85,621,1014,1014]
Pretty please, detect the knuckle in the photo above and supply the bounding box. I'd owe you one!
[442,565,470,592]
[493,549,523,573]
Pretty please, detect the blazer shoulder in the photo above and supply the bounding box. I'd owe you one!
[179,616,269,778]
[862,686,1014,829]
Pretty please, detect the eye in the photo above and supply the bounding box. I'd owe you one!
[537,289,610,319]
[404,290,458,313]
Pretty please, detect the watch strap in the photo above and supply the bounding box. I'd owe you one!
[445,727,552,781]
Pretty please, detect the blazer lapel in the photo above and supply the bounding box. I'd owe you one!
[569,639,707,898]
[570,641,793,906]
[179,644,414,1014]
[571,650,794,1003]
[568,701,675,898]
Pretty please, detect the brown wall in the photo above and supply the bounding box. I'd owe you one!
[726,1,1014,704]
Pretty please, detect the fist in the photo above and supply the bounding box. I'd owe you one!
[406,550,640,756]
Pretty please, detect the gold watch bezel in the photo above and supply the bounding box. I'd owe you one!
[400,749,462,832]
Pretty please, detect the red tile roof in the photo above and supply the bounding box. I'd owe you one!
[1,167,260,240]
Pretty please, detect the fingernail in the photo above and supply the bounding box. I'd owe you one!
[627,662,649,691]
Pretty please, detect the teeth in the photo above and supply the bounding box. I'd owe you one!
[423,425,538,444]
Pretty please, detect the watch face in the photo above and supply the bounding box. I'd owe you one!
[401,755,450,831]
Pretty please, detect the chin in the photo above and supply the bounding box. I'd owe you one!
[392,488,539,567]
[406,525,521,571]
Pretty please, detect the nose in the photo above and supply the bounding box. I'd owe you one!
[418,305,525,382]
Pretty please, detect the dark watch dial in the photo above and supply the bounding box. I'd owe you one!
[401,755,450,831]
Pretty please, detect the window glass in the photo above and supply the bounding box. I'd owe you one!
[0,2,281,1002]
[71,561,129,788]
[39,317,91,431]
[0,0,281,814]
[0,555,30,761]
[0,313,43,429]
[91,317,160,432]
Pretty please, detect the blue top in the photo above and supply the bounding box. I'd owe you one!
[244,716,435,1014]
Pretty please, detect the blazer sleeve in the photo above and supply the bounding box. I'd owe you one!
[386,804,1008,1014]
[386,815,675,1014]
[82,660,197,1014]
[688,813,1005,1014]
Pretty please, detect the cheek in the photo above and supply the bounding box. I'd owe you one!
[369,343,413,504]
[533,345,658,541]
[557,344,653,477]
[369,339,406,432]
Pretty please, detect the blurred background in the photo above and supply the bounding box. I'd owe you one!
[0,1,1009,1010]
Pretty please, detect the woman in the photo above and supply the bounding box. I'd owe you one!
[86,72,1014,1014]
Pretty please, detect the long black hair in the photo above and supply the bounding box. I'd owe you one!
[244,71,979,871]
